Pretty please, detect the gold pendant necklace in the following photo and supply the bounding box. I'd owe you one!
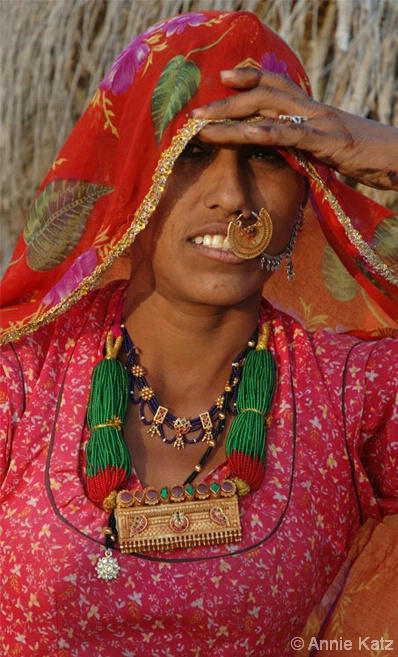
[91,320,274,580]
[114,479,242,553]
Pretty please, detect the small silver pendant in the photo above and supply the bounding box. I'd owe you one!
[95,548,120,581]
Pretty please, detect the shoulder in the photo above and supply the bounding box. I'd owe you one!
[260,296,396,383]
[1,280,127,379]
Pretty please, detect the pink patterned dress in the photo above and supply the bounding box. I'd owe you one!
[1,282,397,656]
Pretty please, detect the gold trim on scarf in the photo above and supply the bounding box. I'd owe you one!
[2,117,396,345]
[0,118,210,345]
[293,151,398,287]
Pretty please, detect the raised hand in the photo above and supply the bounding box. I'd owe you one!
[192,69,398,191]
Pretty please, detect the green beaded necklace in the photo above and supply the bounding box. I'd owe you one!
[85,319,276,567]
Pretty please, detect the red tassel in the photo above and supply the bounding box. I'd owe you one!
[228,451,265,491]
[86,466,129,508]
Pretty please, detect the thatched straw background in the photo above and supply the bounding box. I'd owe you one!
[1,0,397,274]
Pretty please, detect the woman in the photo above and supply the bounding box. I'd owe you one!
[1,10,397,657]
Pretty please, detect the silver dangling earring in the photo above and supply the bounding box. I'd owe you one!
[260,205,304,281]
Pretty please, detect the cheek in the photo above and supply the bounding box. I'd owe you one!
[260,172,305,249]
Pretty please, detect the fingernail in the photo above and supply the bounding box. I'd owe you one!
[245,124,263,134]
[192,108,204,117]
[220,70,235,80]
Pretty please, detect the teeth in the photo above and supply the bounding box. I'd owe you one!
[212,235,225,249]
[191,234,230,251]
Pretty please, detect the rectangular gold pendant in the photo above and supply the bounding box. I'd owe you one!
[115,495,242,553]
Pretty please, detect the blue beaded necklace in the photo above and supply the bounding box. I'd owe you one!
[122,324,254,453]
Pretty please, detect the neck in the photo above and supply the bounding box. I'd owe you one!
[122,290,262,415]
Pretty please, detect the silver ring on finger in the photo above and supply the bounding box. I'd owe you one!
[278,114,309,124]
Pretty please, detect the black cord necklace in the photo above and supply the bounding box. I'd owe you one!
[122,324,257,485]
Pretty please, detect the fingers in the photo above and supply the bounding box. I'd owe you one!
[220,68,306,99]
[190,69,398,190]
[193,87,314,121]
[198,120,343,171]
[219,68,265,89]
[245,122,334,155]
[192,69,311,120]
[198,120,319,152]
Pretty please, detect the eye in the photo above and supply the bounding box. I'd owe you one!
[247,147,287,166]
[178,139,211,159]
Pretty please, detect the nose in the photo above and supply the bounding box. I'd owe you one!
[202,148,252,218]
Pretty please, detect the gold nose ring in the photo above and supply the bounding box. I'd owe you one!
[227,209,273,259]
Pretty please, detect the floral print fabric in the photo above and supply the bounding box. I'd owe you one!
[1,11,397,346]
[1,282,397,656]
[298,515,398,655]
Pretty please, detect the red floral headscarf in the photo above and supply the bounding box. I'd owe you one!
[1,10,397,344]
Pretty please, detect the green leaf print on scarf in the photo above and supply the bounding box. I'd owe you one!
[24,179,113,271]
[371,214,398,272]
[151,55,201,145]
[322,214,397,305]
[322,243,359,302]
[352,215,397,301]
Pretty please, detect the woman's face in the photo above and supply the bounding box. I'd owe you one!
[132,137,306,311]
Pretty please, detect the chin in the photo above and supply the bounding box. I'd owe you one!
[189,281,264,310]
